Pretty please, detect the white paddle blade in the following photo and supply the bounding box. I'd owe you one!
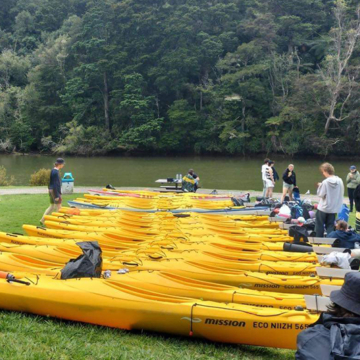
[313,246,346,254]
[308,237,336,245]
[320,284,341,296]
[305,295,331,312]
[316,267,357,278]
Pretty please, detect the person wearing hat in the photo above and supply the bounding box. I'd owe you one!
[40,158,65,224]
[296,272,360,359]
[346,165,360,212]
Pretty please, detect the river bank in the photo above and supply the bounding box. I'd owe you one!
[2,151,360,160]
[0,153,356,192]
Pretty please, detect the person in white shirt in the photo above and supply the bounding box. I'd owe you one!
[261,158,270,198]
[261,158,274,198]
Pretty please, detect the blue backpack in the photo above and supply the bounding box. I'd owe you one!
[293,187,300,201]
[291,204,303,219]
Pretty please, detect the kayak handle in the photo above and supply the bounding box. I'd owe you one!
[7,279,31,286]
[1,272,31,286]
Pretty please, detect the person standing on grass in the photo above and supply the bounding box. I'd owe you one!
[281,164,297,202]
[354,184,360,232]
[346,165,360,212]
[266,161,275,198]
[40,158,65,225]
[261,158,270,198]
[315,162,344,237]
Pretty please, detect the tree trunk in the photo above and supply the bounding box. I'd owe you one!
[155,96,160,118]
[241,105,246,132]
[324,117,332,134]
[103,71,110,131]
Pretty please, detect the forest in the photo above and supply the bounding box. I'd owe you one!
[0,0,359,156]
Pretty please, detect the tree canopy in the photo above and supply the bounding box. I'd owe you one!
[0,0,359,156]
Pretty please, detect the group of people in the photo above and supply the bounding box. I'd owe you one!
[262,160,360,239]
[286,162,360,358]
[261,159,297,202]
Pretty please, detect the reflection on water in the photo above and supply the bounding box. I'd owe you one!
[0,154,357,192]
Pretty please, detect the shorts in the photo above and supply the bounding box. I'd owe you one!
[265,179,274,188]
[49,189,62,205]
[283,182,294,190]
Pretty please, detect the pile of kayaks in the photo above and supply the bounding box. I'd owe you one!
[67,188,266,213]
[0,189,339,349]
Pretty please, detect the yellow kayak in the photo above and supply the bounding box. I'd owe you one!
[58,207,271,225]
[47,212,278,229]
[23,225,161,243]
[0,251,341,295]
[0,273,317,349]
[0,241,316,276]
[43,217,288,237]
[0,241,317,276]
[107,270,308,310]
[4,230,286,254]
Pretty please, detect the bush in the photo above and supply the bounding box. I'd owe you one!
[0,166,15,186]
[30,168,51,186]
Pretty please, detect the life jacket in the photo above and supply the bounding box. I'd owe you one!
[182,174,195,192]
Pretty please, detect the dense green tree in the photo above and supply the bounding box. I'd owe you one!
[0,0,359,156]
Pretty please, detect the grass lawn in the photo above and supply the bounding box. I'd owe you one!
[0,193,324,360]
[349,211,356,228]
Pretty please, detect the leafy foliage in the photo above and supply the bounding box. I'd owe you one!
[29,168,51,186]
[0,0,359,156]
[0,166,15,186]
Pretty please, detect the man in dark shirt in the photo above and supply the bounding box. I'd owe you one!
[40,158,65,224]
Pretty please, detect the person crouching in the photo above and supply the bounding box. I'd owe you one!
[296,272,360,360]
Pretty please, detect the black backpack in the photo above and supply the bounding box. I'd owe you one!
[301,205,310,220]
[289,226,309,243]
[61,241,103,279]
[231,197,244,207]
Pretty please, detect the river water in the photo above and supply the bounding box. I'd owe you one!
[0,154,357,193]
